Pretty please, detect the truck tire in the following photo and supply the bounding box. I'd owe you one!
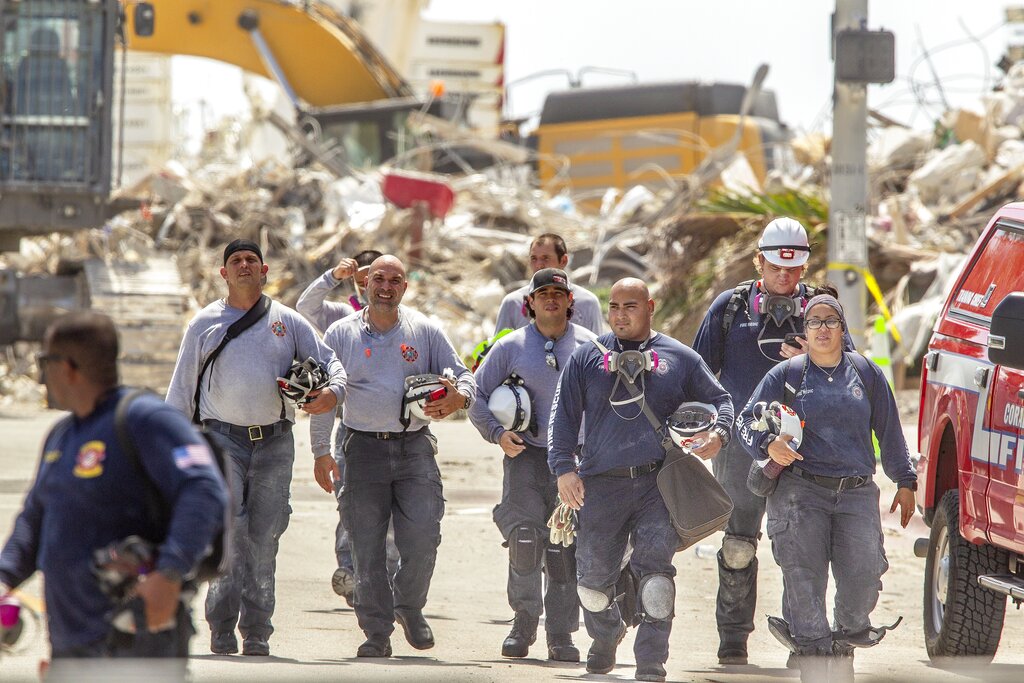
[923,489,1007,661]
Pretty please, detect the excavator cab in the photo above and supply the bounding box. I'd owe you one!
[0,0,117,246]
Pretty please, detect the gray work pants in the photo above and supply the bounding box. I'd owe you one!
[576,471,678,667]
[205,428,294,640]
[711,437,764,645]
[492,444,579,635]
[341,429,445,638]
[766,470,889,654]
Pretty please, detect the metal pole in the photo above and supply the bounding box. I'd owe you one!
[828,0,869,344]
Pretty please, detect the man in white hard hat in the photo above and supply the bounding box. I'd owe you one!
[692,217,853,666]
[469,268,596,662]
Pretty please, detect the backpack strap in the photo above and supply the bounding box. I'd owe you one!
[721,280,756,337]
[115,388,171,529]
[783,354,808,406]
[193,294,271,423]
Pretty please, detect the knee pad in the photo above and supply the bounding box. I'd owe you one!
[577,583,615,613]
[636,573,675,622]
[544,543,576,584]
[508,524,544,574]
[721,535,757,570]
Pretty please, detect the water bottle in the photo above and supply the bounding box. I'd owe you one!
[0,594,22,647]
[285,207,306,249]
[694,544,718,560]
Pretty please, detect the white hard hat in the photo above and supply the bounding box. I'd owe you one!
[666,401,717,449]
[758,217,810,267]
[404,374,448,421]
[488,376,532,432]
[276,357,330,405]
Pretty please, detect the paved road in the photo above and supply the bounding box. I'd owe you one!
[1,408,1023,682]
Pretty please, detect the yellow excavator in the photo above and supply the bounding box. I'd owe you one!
[0,0,426,387]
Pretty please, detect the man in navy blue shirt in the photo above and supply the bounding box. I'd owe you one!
[549,278,733,683]
[0,312,227,672]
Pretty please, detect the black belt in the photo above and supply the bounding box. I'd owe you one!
[791,465,871,492]
[203,419,292,442]
[350,428,423,441]
[600,461,662,479]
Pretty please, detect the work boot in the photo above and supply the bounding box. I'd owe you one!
[501,611,539,658]
[356,634,392,658]
[332,566,355,606]
[586,623,626,675]
[241,635,269,656]
[210,631,238,655]
[546,632,580,662]
[394,608,435,650]
[635,662,668,682]
[717,640,748,665]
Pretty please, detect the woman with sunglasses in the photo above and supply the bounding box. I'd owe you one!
[736,293,917,682]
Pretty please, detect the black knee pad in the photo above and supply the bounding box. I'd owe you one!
[544,543,576,584]
[508,524,545,574]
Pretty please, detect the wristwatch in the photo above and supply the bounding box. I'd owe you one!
[712,425,731,448]
[460,392,471,410]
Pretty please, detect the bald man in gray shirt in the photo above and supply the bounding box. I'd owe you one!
[311,255,476,659]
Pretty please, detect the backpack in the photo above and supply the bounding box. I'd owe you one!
[115,388,231,583]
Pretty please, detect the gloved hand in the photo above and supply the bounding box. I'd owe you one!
[547,498,577,547]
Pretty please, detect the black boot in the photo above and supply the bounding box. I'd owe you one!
[546,632,580,662]
[501,611,539,658]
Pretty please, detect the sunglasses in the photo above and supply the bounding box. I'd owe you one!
[805,317,842,330]
[544,339,559,370]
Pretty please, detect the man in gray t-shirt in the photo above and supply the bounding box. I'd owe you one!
[166,239,345,657]
[493,233,605,335]
[311,255,476,658]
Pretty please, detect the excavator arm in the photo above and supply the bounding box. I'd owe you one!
[122,0,413,108]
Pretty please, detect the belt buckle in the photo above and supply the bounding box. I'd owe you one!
[248,425,264,442]
[378,432,391,440]
[629,465,641,478]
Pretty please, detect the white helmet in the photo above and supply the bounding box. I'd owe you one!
[666,401,717,449]
[276,358,330,405]
[488,375,532,432]
[403,374,448,421]
[758,217,810,267]
[751,401,803,448]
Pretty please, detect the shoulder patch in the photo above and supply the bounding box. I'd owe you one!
[73,441,106,478]
[43,449,61,463]
[271,321,287,337]
[173,443,214,470]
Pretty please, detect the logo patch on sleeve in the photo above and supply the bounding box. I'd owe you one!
[173,444,214,470]
[74,441,106,478]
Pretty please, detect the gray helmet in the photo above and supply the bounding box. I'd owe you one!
[276,358,330,405]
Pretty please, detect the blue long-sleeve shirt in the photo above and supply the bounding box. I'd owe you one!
[470,322,596,448]
[548,332,733,477]
[693,283,855,427]
[736,353,916,487]
[0,388,228,653]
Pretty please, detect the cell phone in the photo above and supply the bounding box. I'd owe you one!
[783,333,806,348]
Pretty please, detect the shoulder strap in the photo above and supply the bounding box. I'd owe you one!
[192,294,272,423]
[115,388,170,526]
[721,280,756,337]
[783,355,808,406]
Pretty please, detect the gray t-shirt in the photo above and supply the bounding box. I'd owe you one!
[310,306,476,454]
[494,282,604,336]
[166,298,346,429]
[470,322,595,449]
[295,269,356,333]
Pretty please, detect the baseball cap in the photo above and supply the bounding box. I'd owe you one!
[529,268,571,296]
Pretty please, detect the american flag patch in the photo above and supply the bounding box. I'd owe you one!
[172,444,213,470]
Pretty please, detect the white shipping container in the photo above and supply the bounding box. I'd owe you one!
[113,54,172,81]
[410,20,504,65]
[407,60,503,88]
[113,102,174,146]
[113,143,174,187]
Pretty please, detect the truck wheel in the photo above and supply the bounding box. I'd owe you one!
[923,489,1007,661]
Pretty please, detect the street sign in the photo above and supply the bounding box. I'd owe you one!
[836,29,895,84]
[831,211,868,264]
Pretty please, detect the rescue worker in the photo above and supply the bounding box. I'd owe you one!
[736,294,916,682]
[469,268,596,661]
[0,312,227,675]
[494,233,605,335]
[310,255,476,658]
[296,249,398,602]
[549,278,733,683]
[166,239,346,657]
[692,217,853,665]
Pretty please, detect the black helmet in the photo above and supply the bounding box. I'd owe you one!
[277,358,330,405]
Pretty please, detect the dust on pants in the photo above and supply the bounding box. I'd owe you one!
[766,471,889,653]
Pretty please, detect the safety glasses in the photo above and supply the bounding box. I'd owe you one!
[544,339,559,370]
[805,317,842,330]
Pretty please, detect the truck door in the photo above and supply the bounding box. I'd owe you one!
[946,221,1024,549]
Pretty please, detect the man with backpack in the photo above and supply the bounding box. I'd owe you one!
[692,218,853,666]
[166,239,345,657]
[0,312,228,675]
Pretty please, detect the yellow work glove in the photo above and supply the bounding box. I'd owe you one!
[547,498,577,547]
